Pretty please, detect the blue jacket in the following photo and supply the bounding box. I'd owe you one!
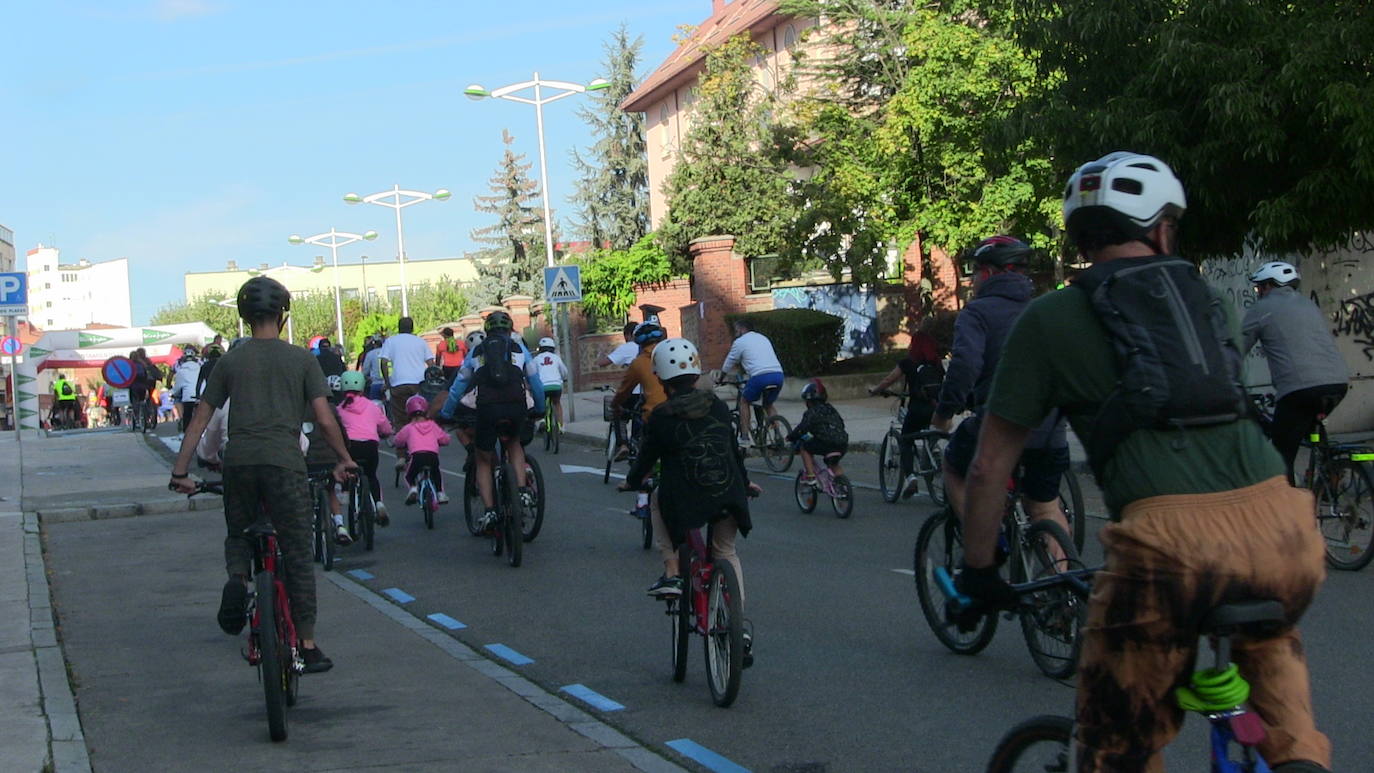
[439,336,545,418]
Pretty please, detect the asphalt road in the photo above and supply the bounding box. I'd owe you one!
[45,430,1374,771]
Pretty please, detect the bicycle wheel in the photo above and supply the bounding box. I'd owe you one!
[704,560,744,707]
[359,487,376,551]
[913,508,998,655]
[672,545,692,683]
[603,424,615,485]
[393,453,403,489]
[311,489,325,564]
[1316,459,1374,571]
[794,470,818,513]
[463,459,482,537]
[255,571,289,742]
[551,414,560,455]
[831,475,854,519]
[986,715,1072,773]
[878,430,902,503]
[1018,520,1086,680]
[421,478,435,530]
[500,463,522,567]
[760,415,794,472]
[922,437,948,507]
[522,455,545,542]
[1060,468,1086,554]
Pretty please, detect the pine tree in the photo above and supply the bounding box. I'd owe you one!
[570,24,650,251]
[471,130,550,303]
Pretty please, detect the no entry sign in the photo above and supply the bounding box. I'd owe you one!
[102,356,137,388]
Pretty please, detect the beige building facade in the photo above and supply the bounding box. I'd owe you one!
[0,225,14,272]
[184,256,480,308]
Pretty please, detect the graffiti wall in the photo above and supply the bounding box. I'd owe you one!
[772,284,877,359]
[1202,233,1374,434]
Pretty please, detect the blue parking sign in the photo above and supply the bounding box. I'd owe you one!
[0,272,27,315]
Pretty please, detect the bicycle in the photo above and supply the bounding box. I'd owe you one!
[308,470,337,572]
[717,376,794,473]
[874,391,948,506]
[598,386,644,484]
[462,446,545,543]
[185,481,302,742]
[413,463,441,531]
[542,391,562,454]
[344,471,376,551]
[793,452,854,519]
[913,473,1085,679]
[630,472,657,550]
[983,580,1287,773]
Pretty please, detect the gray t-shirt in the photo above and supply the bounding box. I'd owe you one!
[200,338,329,472]
[1241,286,1348,400]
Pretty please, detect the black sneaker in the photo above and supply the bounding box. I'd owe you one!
[477,508,499,534]
[217,578,248,635]
[647,575,684,598]
[301,645,333,673]
[742,620,755,669]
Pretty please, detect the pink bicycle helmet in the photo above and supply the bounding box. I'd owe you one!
[405,395,429,415]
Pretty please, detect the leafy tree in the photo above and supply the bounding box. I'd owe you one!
[1004,0,1374,256]
[349,311,398,357]
[657,34,798,271]
[574,233,674,323]
[150,295,237,338]
[570,24,650,251]
[471,130,550,303]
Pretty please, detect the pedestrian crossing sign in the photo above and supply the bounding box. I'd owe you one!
[544,265,582,303]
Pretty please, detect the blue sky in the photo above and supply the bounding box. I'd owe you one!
[1,0,701,324]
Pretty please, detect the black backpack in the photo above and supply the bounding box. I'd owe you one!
[474,334,525,405]
[1074,255,1247,479]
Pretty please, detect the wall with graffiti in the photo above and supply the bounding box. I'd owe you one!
[771,284,878,360]
[1202,232,1374,434]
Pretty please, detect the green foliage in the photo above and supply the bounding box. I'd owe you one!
[723,309,843,377]
[472,129,549,303]
[571,24,650,251]
[406,279,471,330]
[657,34,798,272]
[574,233,674,323]
[149,295,237,338]
[350,311,398,357]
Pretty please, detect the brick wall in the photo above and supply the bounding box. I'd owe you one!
[633,277,693,339]
[687,235,753,370]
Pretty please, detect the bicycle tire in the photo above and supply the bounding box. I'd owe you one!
[603,424,615,485]
[500,462,522,567]
[421,477,435,530]
[641,495,653,550]
[1316,458,1374,571]
[1060,467,1087,554]
[794,470,818,513]
[463,458,482,537]
[255,571,289,742]
[311,489,325,564]
[878,430,902,503]
[522,456,545,542]
[760,415,794,473]
[321,484,336,572]
[985,714,1072,773]
[360,486,376,551]
[704,559,744,707]
[551,414,560,455]
[831,475,854,519]
[923,436,948,507]
[913,508,998,655]
[393,453,402,489]
[672,544,692,683]
[1018,520,1086,680]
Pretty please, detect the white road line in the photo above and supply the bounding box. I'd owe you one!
[890,568,915,576]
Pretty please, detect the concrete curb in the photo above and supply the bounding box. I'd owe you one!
[36,497,221,525]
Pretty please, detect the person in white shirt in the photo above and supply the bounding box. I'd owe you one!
[171,346,202,434]
[379,317,435,433]
[597,322,640,368]
[533,337,571,425]
[720,319,785,445]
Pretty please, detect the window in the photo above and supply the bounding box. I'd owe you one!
[44,283,50,289]
[659,105,669,126]
[783,24,798,52]
[341,288,360,300]
[387,285,402,307]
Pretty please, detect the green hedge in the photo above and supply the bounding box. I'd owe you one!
[723,308,843,377]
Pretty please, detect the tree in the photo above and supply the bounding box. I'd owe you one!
[150,295,237,338]
[656,34,798,271]
[570,24,650,251]
[1004,0,1374,256]
[574,233,674,323]
[471,130,550,303]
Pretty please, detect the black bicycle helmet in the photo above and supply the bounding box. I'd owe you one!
[969,236,1032,268]
[484,310,514,333]
[423,365,446,385]
[236,276,291,318]
[633,320,665,346]
[801,378,828,402]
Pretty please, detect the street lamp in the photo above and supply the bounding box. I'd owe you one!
[359,255,369,312]
[343,186,451,316]
[464,75,609,269]
[288,229,378,345]
[215,297,245,339]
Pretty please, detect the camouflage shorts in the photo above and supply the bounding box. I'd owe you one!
[222,464,318,639]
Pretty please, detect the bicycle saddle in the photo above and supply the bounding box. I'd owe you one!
[244,522,278,538]
[1200,600,1285,635]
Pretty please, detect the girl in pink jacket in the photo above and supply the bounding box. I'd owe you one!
[337,372,393,524]
[393,394,451,506]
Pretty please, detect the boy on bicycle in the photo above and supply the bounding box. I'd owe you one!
[533,337,570,426]
[170,276,358,674]
[609,320,668,459]
[787,378,848,484]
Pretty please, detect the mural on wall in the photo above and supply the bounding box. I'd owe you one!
[772,284,877,359]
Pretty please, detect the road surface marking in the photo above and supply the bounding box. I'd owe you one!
[485,643,534,665]
[560,463,624,480]
[665,739,751,773]
[891,569,915,576]
[382,587,415,604]
[560,683,625,712]
[427,613,466,630]
[347,569,374,580]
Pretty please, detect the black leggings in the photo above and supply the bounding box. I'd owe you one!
[899,399,935,479]
[1274,383,1348,482]
[348,440,382,504]
[405,451,443,491]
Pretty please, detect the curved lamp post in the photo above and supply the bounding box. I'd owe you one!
[343,187,450,316]
[288,228,378,344]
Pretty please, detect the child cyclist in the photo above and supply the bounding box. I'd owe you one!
[533,337,570,426]
[788,378,850,484]
[337,370,393,526]
[393,395,451,506]
[620,338,760,662]
[170,276,357,673]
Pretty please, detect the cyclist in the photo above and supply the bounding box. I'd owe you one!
[315,336,346,400]
[170,276,358,674]
[611,320,668,459]
[931,236,1070,536]
[595,321,639,368]
[452,311,545,533]
[435,327,467,388]
[720,318,784,447]
[393,395,450,506]
[380,317,435,433]
[52,372,79,428]
[787,378,849,484]
[337,370,392,525]
[956,152,1330,772]
[431,330,490,450]
[195,342,223,403]
[534,337,571,427]
[869,319,945,498]
[171,345,202,434]
[621,338,759,658]
[128,349,157,428]
[360,336,386,399]
[1241,261,1349,483]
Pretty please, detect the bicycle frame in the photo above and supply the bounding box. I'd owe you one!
[682,527,716,635]
[247,531,301,673]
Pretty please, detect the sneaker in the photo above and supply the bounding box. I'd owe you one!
[519,487,536,508]
[900,474,921,500]
[334,524,353,546]
[738,436,754,448]
[801,474,818,488]
[647,575,685,598]
[613,445,631,462]
[742,620,755,669]
[301,645,333,673]
[405,486,418,505]
[436,491,450,505]
[374,502,390,527]
[477,508,498,534]
[217,578,248,635]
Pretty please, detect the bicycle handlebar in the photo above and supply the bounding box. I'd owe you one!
[178,480,224,497]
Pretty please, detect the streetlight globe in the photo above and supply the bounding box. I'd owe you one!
[433,189,452,201]
[464,84,489,101]
[363,230,379,241]
[587,78,611,91]
[343,192,362,204]
[288,235,304,244]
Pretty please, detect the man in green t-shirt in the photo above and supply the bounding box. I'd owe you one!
[955,153,1330,773]
[170,276,358,674]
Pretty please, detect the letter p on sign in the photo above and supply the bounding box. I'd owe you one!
[0,273,28,315]
[0,275,20,301]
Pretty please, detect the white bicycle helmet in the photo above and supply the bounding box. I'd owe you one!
[1063,152,1186,244]
[464,330,486,349]
[1249,261,1299,286]
[537,336,556,351]
[652,338,701,380]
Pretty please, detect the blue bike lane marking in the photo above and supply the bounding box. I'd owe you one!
[347,569,374,580]
[382,588,414,604]
[666,739,751,773]
[560,683,625,712]
[427,613,466,630]
[484,643,534,665]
